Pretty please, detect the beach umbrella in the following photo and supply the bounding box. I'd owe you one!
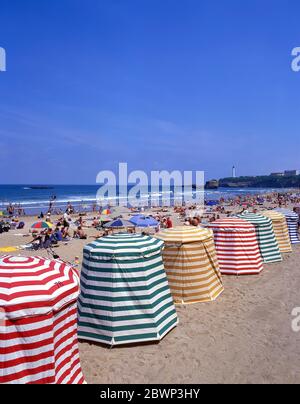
[78,234,178,346]
[101,209,112,215]
[206,200,219,206]
[129,215,158,227]
[261,210,292,254]
[99,215,111,222]
[0,255,85,384]
[209,218,264,275]
[236,211,282,263]
[155,226,224,304]
[31,221,53,229]
[0,211,3,216]
[103,218,135,229]
[274,208,300,244]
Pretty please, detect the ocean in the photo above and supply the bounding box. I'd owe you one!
[0,184,293,215]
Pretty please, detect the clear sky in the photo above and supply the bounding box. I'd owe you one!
[0,0,300,184]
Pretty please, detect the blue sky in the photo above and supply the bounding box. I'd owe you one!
[0,0,300,184]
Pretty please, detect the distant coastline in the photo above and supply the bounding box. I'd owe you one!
[205,175,300,189]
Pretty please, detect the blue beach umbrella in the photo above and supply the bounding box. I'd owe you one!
[104,218,135,229]
[206,200,219,206]
[129,215,159,227]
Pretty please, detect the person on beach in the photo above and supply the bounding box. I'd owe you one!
[61,212,71,229]
[53,227,63,242]
[7,203,14,217]
[43,229,53,249]
[92,217,100,228]
[73,226,87,239]
[61,227,71,240]
[29,232,43,249]
[46,213,52,224]
[166,217,173,228]
[75,215,86,227]
[66,202,74,215]
[48,195,56,214]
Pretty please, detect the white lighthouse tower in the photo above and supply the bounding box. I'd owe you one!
[232,165,236,178]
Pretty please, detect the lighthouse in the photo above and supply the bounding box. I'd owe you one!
[232,166,236,178]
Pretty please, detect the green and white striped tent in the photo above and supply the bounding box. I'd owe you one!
[78,233,178,346]
[236,211,282,264]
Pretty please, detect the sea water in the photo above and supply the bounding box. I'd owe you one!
[0,184,294,215]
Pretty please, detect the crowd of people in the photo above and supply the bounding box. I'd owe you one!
[5,203,26,217]
[2,191,300,253]
[28,210,89,250]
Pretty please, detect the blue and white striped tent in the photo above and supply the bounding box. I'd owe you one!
[274,208,300,244]
[78,233,178,346]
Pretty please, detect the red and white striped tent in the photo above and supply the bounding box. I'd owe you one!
[209,218,264,275]
[0,255,85,384]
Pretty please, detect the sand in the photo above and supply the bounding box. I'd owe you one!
[79,247,300,384]
[1,208,300,384]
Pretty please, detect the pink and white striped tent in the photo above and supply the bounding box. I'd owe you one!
[209,218,264,275]
[0,255,85,384]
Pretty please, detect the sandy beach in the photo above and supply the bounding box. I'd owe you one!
[1,194,300,384]
[80,250,300,384]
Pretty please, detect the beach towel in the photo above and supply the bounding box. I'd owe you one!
[0,246,19,252]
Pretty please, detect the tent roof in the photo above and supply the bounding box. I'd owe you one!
[0,255,79,320]
[274,208,299,219]
[209,217,256,232]
[84,233,164,256]
[236,211,272,226]
[260,210,286,222]
[156,226,213,243]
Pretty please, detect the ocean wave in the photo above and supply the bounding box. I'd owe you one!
[0,187,289,210]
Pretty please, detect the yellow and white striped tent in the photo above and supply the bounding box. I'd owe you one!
[155,226,224,304]
[261,210,292,254]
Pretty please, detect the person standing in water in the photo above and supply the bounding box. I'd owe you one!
[48,194,56,214]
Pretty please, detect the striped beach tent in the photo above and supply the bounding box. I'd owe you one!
[261,210,292,253]
[155,226,224,304]
[209,218,264,275]
[78,234,178,346]
[0,255,85,384]
[236,211,282,263]
[274,208,300,244]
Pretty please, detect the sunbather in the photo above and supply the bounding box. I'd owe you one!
[73,226,87,239]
